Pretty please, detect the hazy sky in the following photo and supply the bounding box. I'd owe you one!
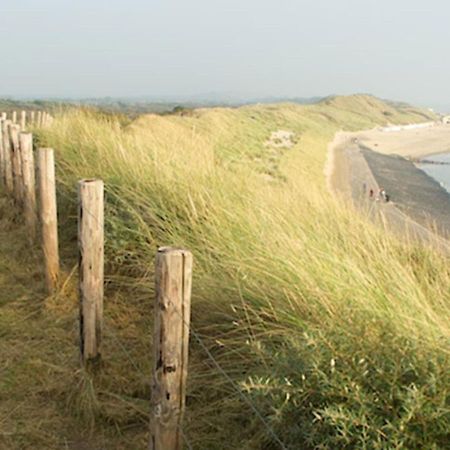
[0,0,448,108]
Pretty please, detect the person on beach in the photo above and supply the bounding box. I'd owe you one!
[379,188,390,202]
[369,188,374,198]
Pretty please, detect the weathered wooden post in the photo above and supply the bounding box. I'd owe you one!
[0,118,8,188]
[30,111,35,125]
[149,247,193,450]
[2,121,14,195]
[20,111,26,130]
[37,111,42,127]
[0,119,4,185]
[0,119,6,191]
[12,111,17,124]
[20,133,37,241]
[38,148,60,292]
[9,124,23,205]
[78,179,104,365]
[1,112,6,120]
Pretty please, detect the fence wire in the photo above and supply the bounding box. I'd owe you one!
[103,321,194,450]
[1,180,289,449]
[170,300,289,450]
[0,131,289,450]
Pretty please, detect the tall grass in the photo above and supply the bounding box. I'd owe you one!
[36,96,449,449]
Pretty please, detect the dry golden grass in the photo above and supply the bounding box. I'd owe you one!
[1,95,448,449]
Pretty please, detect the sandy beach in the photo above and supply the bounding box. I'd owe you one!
[356,123,450,159]
[327,122,450,247]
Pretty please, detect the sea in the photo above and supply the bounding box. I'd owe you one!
[416,153,450,194]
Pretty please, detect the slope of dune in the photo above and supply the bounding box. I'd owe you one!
[2,96,448,449]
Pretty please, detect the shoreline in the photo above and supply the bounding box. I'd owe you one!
[408,148,450,162]
[361,147,450,237]
[326,124,450,248]
[355,122,450,159]
[325,121,450,192]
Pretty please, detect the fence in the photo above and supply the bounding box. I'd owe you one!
[0,110,288,450]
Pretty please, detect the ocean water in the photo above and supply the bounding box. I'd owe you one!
[417,152,450,194]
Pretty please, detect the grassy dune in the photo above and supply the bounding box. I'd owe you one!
[16,95,448,448]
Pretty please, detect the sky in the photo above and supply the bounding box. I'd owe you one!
[0,0,448,109]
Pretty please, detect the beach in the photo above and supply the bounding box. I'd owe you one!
[357,123,450,159]
[327,123,450,246]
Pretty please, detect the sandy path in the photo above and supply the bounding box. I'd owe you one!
[326,132,352,196]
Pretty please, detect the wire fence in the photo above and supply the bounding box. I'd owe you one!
[103,321,195,450]
[0,111,289,450]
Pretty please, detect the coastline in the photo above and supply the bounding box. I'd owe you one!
[361,147,450,237]
[355,122,450,159]
[326,123,450,248]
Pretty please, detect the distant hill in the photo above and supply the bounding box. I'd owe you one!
[0,98,58,113]
[0,95,325,118]
[1,94,437,122]
[318,94,436,123]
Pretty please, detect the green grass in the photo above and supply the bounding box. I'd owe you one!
[2,94,448,449]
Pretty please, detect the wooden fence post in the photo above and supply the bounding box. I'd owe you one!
[38,148,60,292]
[2,120,14,195]
[9,124,23,205]
[37,111,42,127]
[20,133,37,241]
[150,247,193,450]
[20,111,26,130]
[0,119,4,186]
[1,112,6,120]
[12,111,17,124]
[78,179,104,364]
[0,119,8,188]
[30,111,35,125]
